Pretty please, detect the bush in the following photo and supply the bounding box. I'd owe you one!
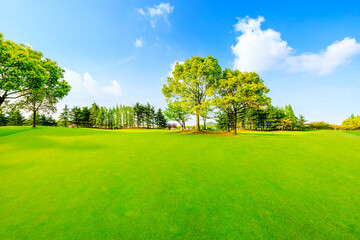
[207,125,216,131]
[308,121,333,130]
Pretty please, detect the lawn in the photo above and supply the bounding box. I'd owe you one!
[1,127,360,239]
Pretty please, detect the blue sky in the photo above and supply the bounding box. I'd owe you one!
[1,0,360,124]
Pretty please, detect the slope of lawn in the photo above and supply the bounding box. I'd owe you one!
[1,127,360,239]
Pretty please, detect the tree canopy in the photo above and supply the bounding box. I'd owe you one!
[162,56,222,131]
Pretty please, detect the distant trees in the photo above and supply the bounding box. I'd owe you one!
[56,103,167,129]
[6,107,24,126]
[214,104,306,131]
[308,121,333,130]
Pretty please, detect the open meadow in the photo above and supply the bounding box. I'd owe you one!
[1,127,360,239]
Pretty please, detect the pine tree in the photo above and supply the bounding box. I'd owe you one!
[59,105,70,127]
[89,103,99,127]
[155,109,167,128]
[7,109,24,126]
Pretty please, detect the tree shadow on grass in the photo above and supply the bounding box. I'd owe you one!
[0,127,32,138]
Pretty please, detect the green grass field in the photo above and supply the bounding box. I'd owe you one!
[1,127,360,239]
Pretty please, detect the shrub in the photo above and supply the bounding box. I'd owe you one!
[308,121,333,130]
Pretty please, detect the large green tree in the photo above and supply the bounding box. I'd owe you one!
[213,69,270,135]
[19,58,70,127]
[0,33,50,107]
[162,56,222,131]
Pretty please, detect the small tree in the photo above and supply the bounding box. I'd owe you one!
[164,102,191,130]
[59,105,70,127]
[297,115,307,130]
[89,103,99,127]
[155,109,168,129]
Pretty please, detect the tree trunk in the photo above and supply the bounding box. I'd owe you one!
[196,112,200,132]
[0,97,5,107]
[32,110,36,128]
[233,111,237,135]
[203,118,206,130]
[227,111,230,132]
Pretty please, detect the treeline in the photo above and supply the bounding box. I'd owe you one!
[58,102,168,129]
[0,107,57,127]
[215,104,307,131]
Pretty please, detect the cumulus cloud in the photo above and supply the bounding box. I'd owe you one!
[232,16,360,75]
[137,3,174,28]
[64,69,121,99]
[134,37,143,47]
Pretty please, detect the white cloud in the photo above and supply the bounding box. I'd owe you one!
[134,37,143,47]
[232,16,360,75]
[64,69,121,99]
[137,3,174,28]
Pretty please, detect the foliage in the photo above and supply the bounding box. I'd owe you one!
[212,69,271,134]
[59,105,71,127]
[6,108,24,126]
[154,109,168,129]
[342,114,360,129]
[308,121,333,130]
[164,102,191,130]
[162,56,222,131]
[0,33,68,108]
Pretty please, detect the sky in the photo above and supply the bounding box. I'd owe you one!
[1,0,360,124]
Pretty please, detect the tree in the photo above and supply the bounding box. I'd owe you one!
[297,114,307,130]
[59,105,70,127]
[213,69,270,135]
[134,102,145,127]
[155,108,167,129]
[144,102,155,128]
[96,107,106,128]
[215,110,234,131]
[199,101,213,130]
[89,103,99,127]
[7,108,24,126]
[162,56,222,131]
[284,105,297,130]
[164,102,191,130]
[0,108,7,126]
[0,33,56,107]
[70,106,82,126]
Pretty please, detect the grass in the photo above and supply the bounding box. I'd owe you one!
[1,127,360,239]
